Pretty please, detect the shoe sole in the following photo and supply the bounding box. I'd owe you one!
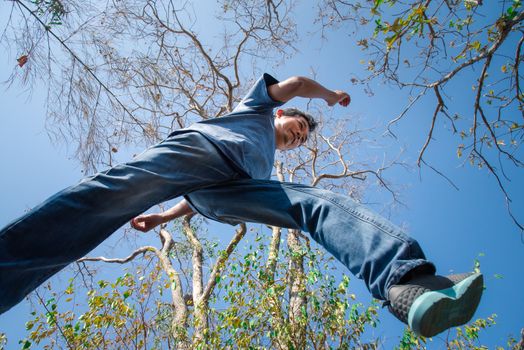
[408,273,484,337]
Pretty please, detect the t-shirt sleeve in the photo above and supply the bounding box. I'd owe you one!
[232,73,284,114]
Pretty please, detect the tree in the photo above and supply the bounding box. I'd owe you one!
[317,0,524,229]
[3,0,298,171]
[0,0,520,349]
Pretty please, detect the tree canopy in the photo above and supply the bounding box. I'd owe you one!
[0,0,522,348]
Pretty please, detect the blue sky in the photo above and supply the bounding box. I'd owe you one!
[1,1,523,348]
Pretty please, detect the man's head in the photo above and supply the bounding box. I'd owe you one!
[274,107,318,150]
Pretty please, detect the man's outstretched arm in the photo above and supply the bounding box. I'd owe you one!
[268,76,350,106]
[131,199,194,232]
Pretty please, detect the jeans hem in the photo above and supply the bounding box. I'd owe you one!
[384,259,437,300]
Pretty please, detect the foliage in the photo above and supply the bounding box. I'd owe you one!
[396,314,499,350]
[20,269,162,349]
[0,0,520,349]
[318,0,524,229]
[0,332,6,350]
[31,0,65,26]
[4,230,380,349]
[204,234,379,348]
[4,256,510,349]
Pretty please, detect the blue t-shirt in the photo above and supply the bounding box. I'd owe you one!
[187,73,284,179]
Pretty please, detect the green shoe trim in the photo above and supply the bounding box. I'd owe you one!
[407,273,483,337]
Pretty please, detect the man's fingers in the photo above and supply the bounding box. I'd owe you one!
[339,93,350,107]
[131,217,147,231]
[332,91,350,107]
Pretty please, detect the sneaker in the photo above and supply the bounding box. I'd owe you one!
[387,273,484,337]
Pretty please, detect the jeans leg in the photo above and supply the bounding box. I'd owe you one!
[0,131,239,314]
[185,179,435,300]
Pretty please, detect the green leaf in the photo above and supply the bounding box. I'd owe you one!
[373,0,384,11]
[470,40,481,51]
[457,144,465,158]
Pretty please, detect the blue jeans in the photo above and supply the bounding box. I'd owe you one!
[0,132,433,314]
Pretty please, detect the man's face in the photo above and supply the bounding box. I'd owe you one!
[274,112,310,150]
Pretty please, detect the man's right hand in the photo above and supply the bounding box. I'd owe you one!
[327,90,351,107]
[131,214,163,232]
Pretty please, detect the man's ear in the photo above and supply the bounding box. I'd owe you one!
[275,109,284,118]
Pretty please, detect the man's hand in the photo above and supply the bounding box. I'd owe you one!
[131,200,194,232]
[327,90,351,107]
[131,214,163,232]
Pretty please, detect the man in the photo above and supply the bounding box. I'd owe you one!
[0,73,482,338]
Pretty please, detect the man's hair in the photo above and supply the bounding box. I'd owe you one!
[281,107,318,133]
